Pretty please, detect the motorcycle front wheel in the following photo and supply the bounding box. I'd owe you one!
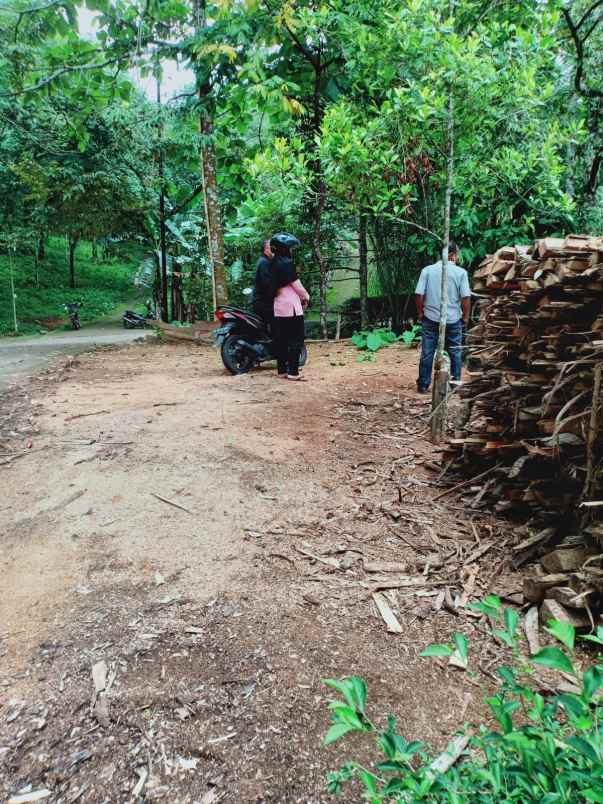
[221,334,256,375]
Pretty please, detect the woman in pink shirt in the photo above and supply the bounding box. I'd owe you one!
[270,235,310,381]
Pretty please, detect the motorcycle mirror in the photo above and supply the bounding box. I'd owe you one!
[242,287,253,296]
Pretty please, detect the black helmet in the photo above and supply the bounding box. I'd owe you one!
[270,232,300,255]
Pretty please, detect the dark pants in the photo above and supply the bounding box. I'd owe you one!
[253,301,273,333]
[418,317,463,391]
[274,315,305,376]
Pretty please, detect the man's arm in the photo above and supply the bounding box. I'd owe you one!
[415,268,427,320]
[461,296,471,325]
[460,269,471,325]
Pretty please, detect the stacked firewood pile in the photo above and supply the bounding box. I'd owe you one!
[445,234,603,627]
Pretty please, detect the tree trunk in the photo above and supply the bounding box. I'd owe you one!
[314,177,328,339]
[200,111,228,311]
[68,236,78,289]
[9,250,18,333]
[157,76,169,322]
[358,207,369,329]
[37,230,45,262]
[193,0,228,312]
[91,238,98,262]
[431,78,455,443]
[586,146,602,198]
[310,66,329,339]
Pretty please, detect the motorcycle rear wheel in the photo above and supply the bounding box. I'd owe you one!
[221,334,256,375]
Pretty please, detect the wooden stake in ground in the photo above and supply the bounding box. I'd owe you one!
[431,75,455,443]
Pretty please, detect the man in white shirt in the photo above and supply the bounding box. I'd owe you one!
[414,242,471,394]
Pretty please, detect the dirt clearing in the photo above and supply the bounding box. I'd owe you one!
[1,340,520,803]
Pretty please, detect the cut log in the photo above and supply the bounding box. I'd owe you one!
[540,598,591,629]
[547,586,588,609]
[523,573,571,603]
[541,547,594,574]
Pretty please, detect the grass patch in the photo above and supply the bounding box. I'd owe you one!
[0,237,145,336]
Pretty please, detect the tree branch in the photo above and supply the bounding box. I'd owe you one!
[0,56,127,97]
[167,184,205,217]
[262,0,318,67]
[562,5,603,98]
[577,0,603,30]
[385,215,442,242]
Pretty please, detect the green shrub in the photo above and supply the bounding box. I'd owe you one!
[324,596,603,803]
[352,327,401,362]
[400,323,421,347]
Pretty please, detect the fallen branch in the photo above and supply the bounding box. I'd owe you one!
[433,464,501,501]
[427,733,472,778]
[150,492,194,514]
[66,409,110,421]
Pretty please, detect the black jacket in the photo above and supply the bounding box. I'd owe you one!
[252,256,273,305]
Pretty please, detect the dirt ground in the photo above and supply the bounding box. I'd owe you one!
[0,340,524,803]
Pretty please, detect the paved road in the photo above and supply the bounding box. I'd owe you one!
[0,321,153,391]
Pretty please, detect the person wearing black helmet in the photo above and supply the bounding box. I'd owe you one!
[270,233,309,380]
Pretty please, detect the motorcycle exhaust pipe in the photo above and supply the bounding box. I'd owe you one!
[237,339,264,357]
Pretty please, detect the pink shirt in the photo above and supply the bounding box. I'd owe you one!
[274,279,309,317]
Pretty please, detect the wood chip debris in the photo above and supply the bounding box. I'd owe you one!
[295,544,340,569]
[524,606,540,655]
[363,560,407,573]
[372,592,403,633]
[7,791,52,804]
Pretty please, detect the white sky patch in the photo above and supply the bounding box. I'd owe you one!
[77,6,194,101]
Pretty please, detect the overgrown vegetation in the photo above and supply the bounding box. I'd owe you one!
[1,0,602,336]
[324,596,603,802]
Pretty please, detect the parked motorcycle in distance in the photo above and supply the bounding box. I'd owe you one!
[123,301,157,329]
[64,301,82,330]
[213,289,308,375]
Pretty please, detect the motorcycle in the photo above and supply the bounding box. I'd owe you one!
[123,302,157,329]
[64,302,82,330]
[123,309,155,329]
[214,290,308,375]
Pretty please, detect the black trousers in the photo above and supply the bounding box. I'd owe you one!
[273,315,305,376]
[253,301,273,333]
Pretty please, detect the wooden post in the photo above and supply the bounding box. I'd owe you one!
[431,89,454,442]
[431,0,455,444]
